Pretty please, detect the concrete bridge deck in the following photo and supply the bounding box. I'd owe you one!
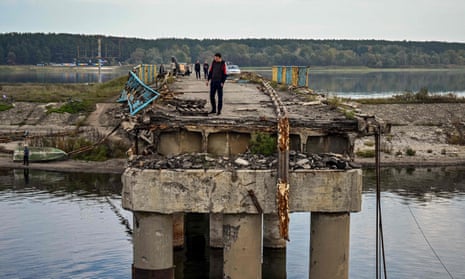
[136,74,364,135]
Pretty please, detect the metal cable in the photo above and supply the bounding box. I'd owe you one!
[375,128,388,279]
[407,204,454,279]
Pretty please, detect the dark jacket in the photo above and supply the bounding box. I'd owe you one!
[207,60,227,83]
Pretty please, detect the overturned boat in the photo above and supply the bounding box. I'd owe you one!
[13,147,68,162]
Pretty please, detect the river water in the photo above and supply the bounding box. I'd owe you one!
[2,67,465,99]
[256,68,465,99]
[0,167,464,279]
[0,66,130,84]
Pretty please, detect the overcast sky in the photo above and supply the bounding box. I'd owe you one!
[1,0,464,42]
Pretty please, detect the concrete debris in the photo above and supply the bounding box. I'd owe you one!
[234,158,250,166]
[127,151,358,171]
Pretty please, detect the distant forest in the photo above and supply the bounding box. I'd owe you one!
[1,32,465,67]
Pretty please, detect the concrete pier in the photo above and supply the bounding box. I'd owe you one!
[263,214,286,248]
[172,213,184,248]
[132,212,174,278]
[123,168,362,278]
[223,214,262,279]
[209,213,223,248]
[310,212,350,279]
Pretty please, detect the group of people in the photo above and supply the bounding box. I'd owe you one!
[194,60,210,80]
[173,53,229,116]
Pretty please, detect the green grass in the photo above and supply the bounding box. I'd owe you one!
[0,103,13,111]
[356,87,465,104]
[249,132,276,156]
[356,149,375,158]
[405,147,416,156]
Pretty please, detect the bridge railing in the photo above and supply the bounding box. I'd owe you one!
[117,71,160,115]
[272,66,309,87]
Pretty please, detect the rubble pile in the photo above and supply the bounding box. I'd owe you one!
[128,151,359,171]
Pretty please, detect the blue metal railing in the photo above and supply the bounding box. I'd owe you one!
[118,71,160,116]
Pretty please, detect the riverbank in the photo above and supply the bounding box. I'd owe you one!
[2,101,465,173]
[0,155,126,174]
[0,103,465,173]
[354,103,465,167]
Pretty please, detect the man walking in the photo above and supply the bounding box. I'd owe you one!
[194,60,201,80]
[206,53,227,115]
[203,61,209,79]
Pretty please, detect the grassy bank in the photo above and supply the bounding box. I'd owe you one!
[353,87,465,104]
[0,75,128,112]
[0,75,132,160]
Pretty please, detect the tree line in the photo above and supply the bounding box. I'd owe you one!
[1,32,465,67]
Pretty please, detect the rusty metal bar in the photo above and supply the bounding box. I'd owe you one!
[248,189,264,214]
[262,80,290,241]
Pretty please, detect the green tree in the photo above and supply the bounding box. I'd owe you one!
[144,47,162,64]
[128,48,145,64]
[6,51,16,65]
[0,46,4,64]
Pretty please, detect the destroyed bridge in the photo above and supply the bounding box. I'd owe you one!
[117,65,385,279]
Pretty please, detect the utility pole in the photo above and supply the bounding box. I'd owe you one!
[77,45,80,67]
[98,38,102,83]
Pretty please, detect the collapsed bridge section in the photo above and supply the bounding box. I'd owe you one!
[119,70,384,279]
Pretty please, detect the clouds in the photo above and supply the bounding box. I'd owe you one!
[0,0,464,42]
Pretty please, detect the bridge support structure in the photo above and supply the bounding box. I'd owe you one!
[122,168,361,279]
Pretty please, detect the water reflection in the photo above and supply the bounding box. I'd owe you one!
[0,168,132,279]
[0,67,130,83]
[363,166,465,201]
[311,70,465,98]
[256,69,465,99]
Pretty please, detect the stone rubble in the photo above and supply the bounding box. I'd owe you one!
[128,151,359,171]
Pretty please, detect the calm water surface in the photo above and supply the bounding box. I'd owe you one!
[0,67,130,83]
[2,68,465,99]
[257,69,465,99]
[1,166,464,278]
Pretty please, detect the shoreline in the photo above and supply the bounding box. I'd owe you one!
[2,153,465,175]
[0,155,126,174]
[2,98,465,174]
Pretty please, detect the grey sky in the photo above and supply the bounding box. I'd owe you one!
[1,0,464,42]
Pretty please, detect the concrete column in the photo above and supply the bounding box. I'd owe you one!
[209,246,223,278]
[223,214,262,279]
[209,213,223,248]
[262,247,287,279]
[263,213,286,248]
[133,212,174,279]
[173,213,184,248]
[202,132,209,153]
[309,212,350,279]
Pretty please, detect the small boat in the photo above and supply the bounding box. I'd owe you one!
[13,147,68,162]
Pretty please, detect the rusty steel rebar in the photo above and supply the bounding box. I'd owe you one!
[262,80,290,241]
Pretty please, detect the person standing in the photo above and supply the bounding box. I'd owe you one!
[206,53,227,115]
[194,60,201,80]
[203,61,209,79]
[23,144,29,166]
